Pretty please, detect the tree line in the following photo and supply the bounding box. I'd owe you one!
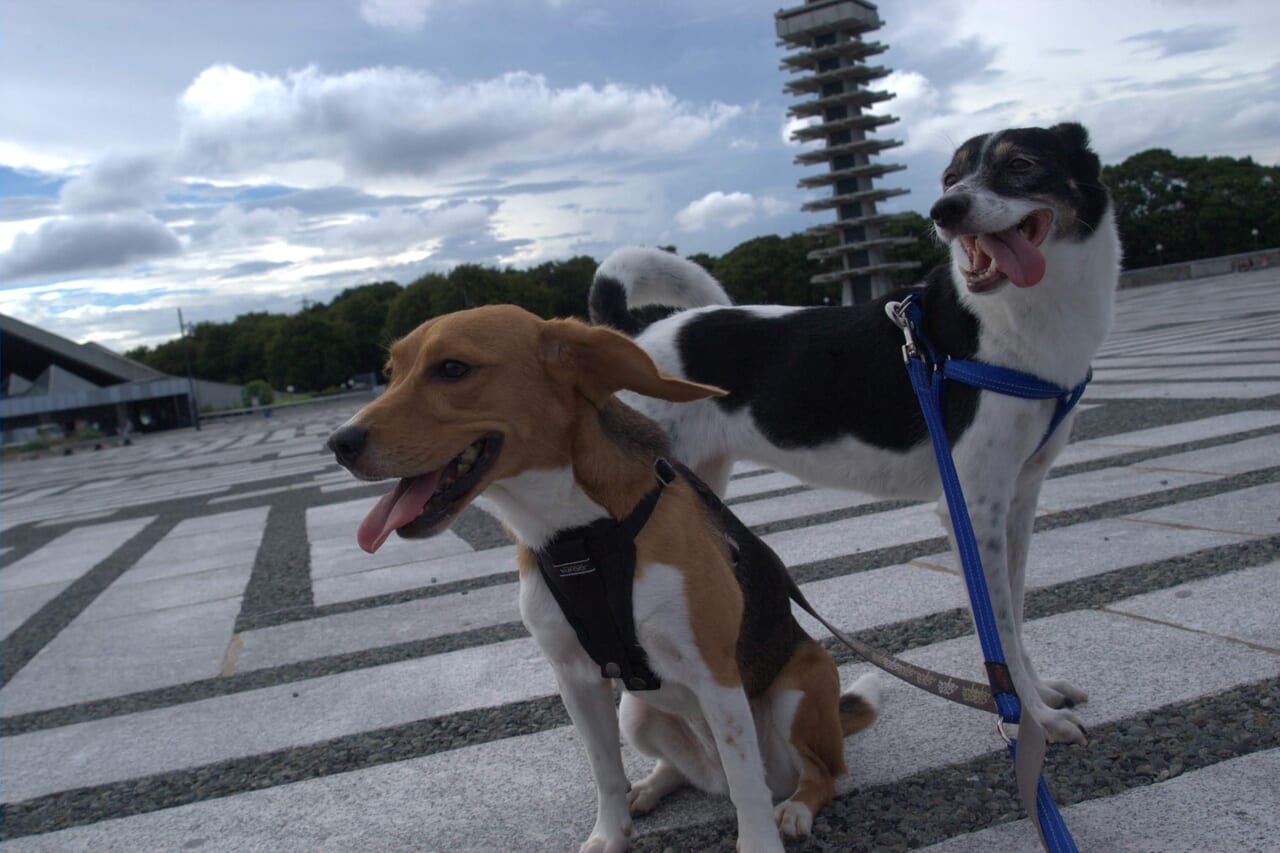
[125,148,1277,394]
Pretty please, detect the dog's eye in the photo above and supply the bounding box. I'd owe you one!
[942,172,959,188]
[1009,156,1034,172]
[433,359,472,382]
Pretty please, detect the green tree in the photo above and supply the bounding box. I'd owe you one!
[383,273,445,341]
[265,313,358,392]
[329,281,401,374]
[712,233,835,305]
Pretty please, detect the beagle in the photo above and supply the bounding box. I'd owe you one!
[327,305,878,852]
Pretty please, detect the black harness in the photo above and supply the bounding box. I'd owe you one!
[533,458,677,692]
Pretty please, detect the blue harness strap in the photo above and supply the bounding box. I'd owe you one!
[889,293,1084,853]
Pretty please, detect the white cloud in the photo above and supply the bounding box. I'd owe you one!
[0,213,182,284]
[59,154,171,215]
[360,0,434,30]
[175,64,741,184]
[781,115,821,147]
[676,191,758,231]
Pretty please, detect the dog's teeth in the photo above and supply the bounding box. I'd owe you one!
[457,461,472,475]
[460,445,480,465]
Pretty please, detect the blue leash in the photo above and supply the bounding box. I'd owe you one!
[887,293,1086,853]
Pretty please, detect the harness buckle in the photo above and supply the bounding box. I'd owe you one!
[884,300,920,363]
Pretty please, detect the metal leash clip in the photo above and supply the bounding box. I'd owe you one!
[884,300,919,363]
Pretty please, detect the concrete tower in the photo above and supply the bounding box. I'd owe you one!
[776,0,918,304]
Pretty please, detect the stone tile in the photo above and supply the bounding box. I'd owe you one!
[1123,483,1280,536]
[236,582,521,672]
[1038,465,1218,513]
[1130,434,1280,476]
[80,565,254,624]
[0,598,243,717]
[311,545,518,606]
[1083,380,1280,399]
[0,637,557,801]
[1053,410,1280,467]
[916,517,1251,588]
[1105,561,1280,651]
[731,485,881,527]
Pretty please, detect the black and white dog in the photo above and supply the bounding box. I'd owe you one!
[588,122,1120,745]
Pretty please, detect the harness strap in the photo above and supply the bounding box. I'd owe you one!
[534,459,675,692]
[900,296,1090,455]
[889,292,1083,853]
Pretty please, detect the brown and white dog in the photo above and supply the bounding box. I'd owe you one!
[327,305,878,852]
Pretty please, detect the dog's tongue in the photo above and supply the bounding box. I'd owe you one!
[982,226,1047,288]
[357,470,443,553]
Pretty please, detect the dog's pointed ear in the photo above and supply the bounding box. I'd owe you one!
[539,319,727,407]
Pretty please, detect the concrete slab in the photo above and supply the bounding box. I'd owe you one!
[0,637,558,801]
[921,749,1280,853]
[915,516,1251,588]
[1123,483,1280,536]
[1130,434,1280,476]
[235,582,521,672]
[1038,465,1218,513]
[79,564,255,624]
[730,485,881,527]
[0,518,154,637]
[1053,410,1280,467]
[0,597,244,716]
[311,544,518,606]
[1083,380,1280,399]
[1105,561,1280,651]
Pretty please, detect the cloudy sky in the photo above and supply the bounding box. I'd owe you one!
[2,0,1278,352]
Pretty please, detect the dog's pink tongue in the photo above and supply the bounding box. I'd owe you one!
[983,226,1047,287]
[357,471,443,553]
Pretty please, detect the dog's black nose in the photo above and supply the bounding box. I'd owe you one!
[328,425,368,468]
[930,194,971,229]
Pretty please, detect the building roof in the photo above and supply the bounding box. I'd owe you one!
[0,312,166,392]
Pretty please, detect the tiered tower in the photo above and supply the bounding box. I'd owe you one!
[776,0,917,304]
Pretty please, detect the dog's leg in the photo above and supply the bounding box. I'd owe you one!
[761,642,847,839]
[618,693,717,815]
[948,407,1088,745]
[1007,426,1089,709]
[522,573,632,852]
[692,454,734,497]
[555,671,633,853]
[693,680,785,852]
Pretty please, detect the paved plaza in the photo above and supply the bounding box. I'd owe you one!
[2,270,1278,851]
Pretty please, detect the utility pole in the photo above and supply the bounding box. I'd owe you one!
[177,308,201,431]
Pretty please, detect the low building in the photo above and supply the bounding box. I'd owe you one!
[0,313,243,447]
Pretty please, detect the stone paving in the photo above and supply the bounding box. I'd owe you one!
[1,269,1278,852]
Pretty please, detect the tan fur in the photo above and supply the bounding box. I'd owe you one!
[335,304,870,843]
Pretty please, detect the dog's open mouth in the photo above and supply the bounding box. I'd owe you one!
[959,209,1053,292]
[356,433,503,553]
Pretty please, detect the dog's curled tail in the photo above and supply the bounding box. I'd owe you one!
[589,246,733,336]
[839,672,881,737]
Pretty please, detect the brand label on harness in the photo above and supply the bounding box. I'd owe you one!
[555,558,595,578]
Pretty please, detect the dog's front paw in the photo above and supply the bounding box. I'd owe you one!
[1037,705,1089,746]
[1037,677,1088,709]
[772,799,813,838]
[579,829,629,853]
[626,780,663,816]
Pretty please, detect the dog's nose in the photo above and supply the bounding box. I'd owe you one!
[328,425,369,468]
[930,194,971,230]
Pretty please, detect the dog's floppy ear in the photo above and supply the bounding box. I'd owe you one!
[540,318,727,407]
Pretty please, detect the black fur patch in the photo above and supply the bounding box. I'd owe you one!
[673,266,981,452]
[678,465,808,697]
[588,275,641,335]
